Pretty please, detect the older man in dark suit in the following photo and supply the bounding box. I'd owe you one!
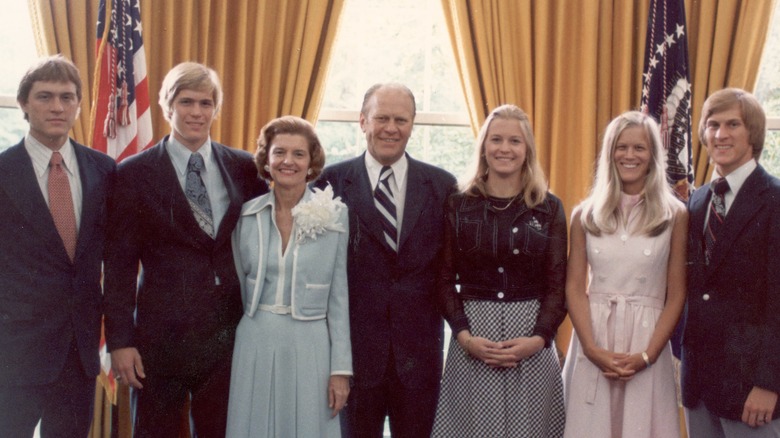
[103,62,266,437]
[683,88,780,437]
[316,83,457,437]
[0,55,116,436]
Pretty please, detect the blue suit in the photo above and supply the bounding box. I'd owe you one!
[0,139,115,435]
[232,188,352,370]
[682,165,780,421]
[317,152,456,437]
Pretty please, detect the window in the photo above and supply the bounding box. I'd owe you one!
[0,3,37,153]
[317,0,474,180]
[754,1,780,176]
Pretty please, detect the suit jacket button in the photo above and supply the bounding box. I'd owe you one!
[497,292,505,299]
[702,294,710,301]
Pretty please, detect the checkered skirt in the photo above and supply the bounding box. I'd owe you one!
[432,299,565,437]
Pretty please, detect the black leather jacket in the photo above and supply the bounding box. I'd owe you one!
[438,191,568,346]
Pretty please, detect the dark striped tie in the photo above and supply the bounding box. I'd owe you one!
[704,177,729,265]
[374,166,398,252]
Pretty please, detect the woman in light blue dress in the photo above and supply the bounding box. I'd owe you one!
[226,116,351,437]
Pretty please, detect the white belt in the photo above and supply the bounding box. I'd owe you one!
[258,304,292,314]
[584,292,664,403]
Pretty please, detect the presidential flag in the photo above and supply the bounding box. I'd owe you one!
[91,0,153,163]
[640,0,694,201]
[91,0,153,404]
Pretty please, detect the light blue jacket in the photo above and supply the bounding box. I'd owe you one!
[232,188,352,374]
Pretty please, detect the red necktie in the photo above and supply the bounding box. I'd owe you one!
[48,151,78,261]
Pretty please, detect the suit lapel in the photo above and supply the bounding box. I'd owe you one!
[707,167,769,274]
[398,158,428,251]
[688,184,709,248]
[72,143,101,262]
[212,142,244,246]
[0,142,67,258]
[342,156,387,249]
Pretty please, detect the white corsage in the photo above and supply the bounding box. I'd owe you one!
[292,185,346,244]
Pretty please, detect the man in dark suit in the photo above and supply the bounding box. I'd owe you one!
[316,83,456,437]
[683,88,780,437]
[103,62,266,437]
[0,55,115,436]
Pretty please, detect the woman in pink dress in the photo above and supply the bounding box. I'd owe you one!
[562,111,687,437]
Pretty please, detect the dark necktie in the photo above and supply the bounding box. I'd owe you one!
[374,166,398,252]
[185,153,214,237]
[48,151,78,261]
[704,177,729,265]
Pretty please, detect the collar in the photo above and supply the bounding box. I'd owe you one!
[166,136,213,177]
[24,134,76,178]
[712,158,756,197]
[364,151,408,188]
[241,187,314,216]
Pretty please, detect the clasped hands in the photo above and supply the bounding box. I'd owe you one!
[585,346,648,381]
[460,333,545,368]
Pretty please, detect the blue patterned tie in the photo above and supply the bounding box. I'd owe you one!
[185,153,214,237]
[374,166,398,252]
[704,177,729,265]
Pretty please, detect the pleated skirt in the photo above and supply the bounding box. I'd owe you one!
[432,299,565,438]
[226,311,341,438]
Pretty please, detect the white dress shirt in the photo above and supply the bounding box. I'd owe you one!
[365,152,407,235]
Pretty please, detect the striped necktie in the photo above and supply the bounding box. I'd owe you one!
[704,177,729,265]
[374,165,398,252]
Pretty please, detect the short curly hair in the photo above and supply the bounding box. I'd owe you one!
[255,116,326,182]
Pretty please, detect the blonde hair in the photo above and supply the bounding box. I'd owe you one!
[580,111,681,236]
[460,104,548,208]
[158,62,223,121]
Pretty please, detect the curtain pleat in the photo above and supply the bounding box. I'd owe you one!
[443,0,774,210]
[27,0,99,143]
[687,0,775,184]
[28,0,344,153]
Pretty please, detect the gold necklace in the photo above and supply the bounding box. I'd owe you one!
[490,193,520,211]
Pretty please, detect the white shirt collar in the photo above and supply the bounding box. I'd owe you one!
[712,158,756,197]
[166,135,213,177]
[364,152,408,189]
[24,134,76,178]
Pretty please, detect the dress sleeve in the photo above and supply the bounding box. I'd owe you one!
[531,195,568,347]
[437,195,470,335]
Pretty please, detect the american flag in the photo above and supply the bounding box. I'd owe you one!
[91,0,153,404]
[640,0,694,201]
[91,0,153,163]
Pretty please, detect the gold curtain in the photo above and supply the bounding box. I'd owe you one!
[27,1,345,436]
[687,0,775,184]
[443,0,774,214]
[441,0,649,232]
[27,0,100,144]
[27,0,344,152]
[141,0,345,151]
